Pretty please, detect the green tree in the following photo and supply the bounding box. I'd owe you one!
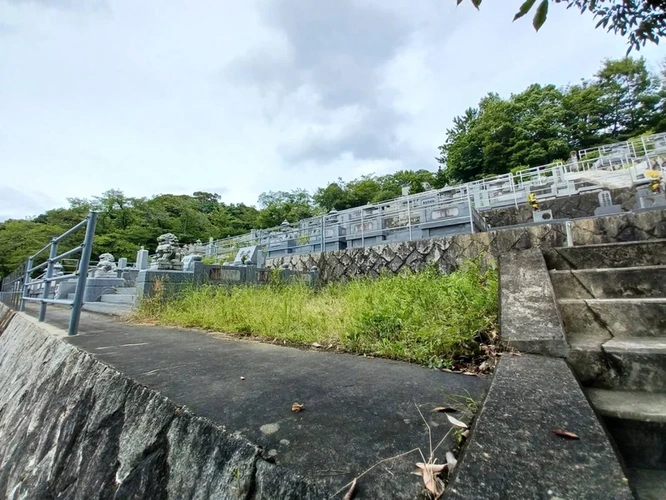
[257,190,316,228]
[459,1,666,52]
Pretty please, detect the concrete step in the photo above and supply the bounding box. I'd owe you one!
[81,302,132,316]
[586,388,666,423]
[568,337,666,393]
[544,239,666,270]
[558,298,666,339]
[550,266,666,299]
[115,287,137,295]
[628,468,666,500]
[100,294,136,305]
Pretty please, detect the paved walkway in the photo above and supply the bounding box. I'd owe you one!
[23,304,488,497]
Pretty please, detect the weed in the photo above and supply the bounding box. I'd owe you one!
[134,261,498,366]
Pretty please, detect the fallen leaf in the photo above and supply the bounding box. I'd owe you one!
[291,402,304,412]
[553,429,579,439]
[327,344,333,349]
[312,342,322,348]
[240,376,246,380]
[461,429,470,439]
[415,463,446,496]
[433,407,457,413]
[343,478,357,500]
[446,414,468,429]
[441,368,454,373]
[445,452,458,472]
[511,352,523,357]
[462,371,477,376]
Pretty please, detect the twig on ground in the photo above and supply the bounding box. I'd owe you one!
[329,447,421,499]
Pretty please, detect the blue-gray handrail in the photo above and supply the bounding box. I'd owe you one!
[2,211,98,335]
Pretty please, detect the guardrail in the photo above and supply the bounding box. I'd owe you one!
[0,211,97,335]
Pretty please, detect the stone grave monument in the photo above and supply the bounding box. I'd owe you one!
[594,190,623,216]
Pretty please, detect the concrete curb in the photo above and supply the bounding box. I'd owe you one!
[446,354,632,500]
[499,248,569,357]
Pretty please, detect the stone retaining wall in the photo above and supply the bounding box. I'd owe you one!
[0,305,321,499]
[267,209,666,284]
[482,187,636,228]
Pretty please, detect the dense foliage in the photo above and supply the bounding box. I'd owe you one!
[437,57,666,183]
[1,57,664,276]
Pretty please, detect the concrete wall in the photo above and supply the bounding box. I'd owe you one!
[266,209,666,283]
[0,306,321,499]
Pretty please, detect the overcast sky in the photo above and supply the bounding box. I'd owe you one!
[1,0,663,221]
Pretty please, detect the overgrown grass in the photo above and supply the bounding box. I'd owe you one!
[135,263,498,367]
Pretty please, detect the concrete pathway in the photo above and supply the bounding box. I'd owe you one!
[23,304,487,498]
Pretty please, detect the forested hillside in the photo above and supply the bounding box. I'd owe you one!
[2,56,664,276]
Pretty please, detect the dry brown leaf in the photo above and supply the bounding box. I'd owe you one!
[415,463,446,496]
[446,414,468,429]
[433,406,457,413]
[461,429,470,439]
[553,429,579,439]
[343,478,357,500]
[291,402,304,412]
[312,342,322,348]
[462,371,477,376]
[511,352,523,357]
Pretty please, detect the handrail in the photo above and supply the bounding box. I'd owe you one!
[0,211,98,335]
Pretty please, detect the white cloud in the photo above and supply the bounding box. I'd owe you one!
[0,0,663,220]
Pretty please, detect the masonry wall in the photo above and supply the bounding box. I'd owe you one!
[482,186,636,228]
[0,304,321,499]
[266,209,666,284]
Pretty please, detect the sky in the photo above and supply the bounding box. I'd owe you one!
[0,0,664,221]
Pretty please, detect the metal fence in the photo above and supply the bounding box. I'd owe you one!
[0,211,98,335]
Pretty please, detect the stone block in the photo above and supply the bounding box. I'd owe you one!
[499,249,568,356]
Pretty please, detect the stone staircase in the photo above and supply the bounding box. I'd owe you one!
[545,240,666,499]
[68,286,137,315]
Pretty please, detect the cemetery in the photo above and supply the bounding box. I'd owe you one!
[0,132,665,499]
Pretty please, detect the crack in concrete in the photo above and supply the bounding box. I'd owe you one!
[583,300,616,340]
[569,271,596,299]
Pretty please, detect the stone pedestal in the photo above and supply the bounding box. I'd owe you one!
[84,277,125,303]
[55,279,78,300]
[136,249,149,270]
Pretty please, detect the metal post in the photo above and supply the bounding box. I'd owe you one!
[407,199,413,241]
[321,215,325,253]
[19,257,33,312]
[566,220,574,248]
[360,210,364,248]
[467,191,475,234]
[69,211,97,335]
[38,240,58,322]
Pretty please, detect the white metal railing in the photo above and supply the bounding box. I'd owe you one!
[202,132,666,260]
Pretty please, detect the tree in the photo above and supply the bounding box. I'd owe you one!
[256,190,316,228]
[458,0,666,52]
[595,57,661,138]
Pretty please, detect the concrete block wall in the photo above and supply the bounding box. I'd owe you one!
[266,209,666,284]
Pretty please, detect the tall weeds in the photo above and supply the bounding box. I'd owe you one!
[135,262,498,366]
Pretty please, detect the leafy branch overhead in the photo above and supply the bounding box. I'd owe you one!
[457,0,666,51]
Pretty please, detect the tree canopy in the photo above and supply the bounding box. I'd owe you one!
[458,0,666,52]
[437,56,665,183]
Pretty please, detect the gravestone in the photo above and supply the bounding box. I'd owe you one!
[594,190,623,216]
[182,254,202,272]
[118,258,128,270]
[233,246,265,267]
[136,247,149,270]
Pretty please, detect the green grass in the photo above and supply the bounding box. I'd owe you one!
[135,263,498,367]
